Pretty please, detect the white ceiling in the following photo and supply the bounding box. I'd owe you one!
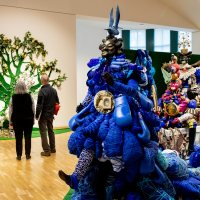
[1,0,200,32]
[77,15,195,33]
[160,0,200,31]
[75,0,200,32]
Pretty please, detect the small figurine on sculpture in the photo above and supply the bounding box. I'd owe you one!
[178,49,200,93]
[162,45,200,96]
[161,54,180,85]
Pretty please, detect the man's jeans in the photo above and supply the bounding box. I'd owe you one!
[38,118,55,152]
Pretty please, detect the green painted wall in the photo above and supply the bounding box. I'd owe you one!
[146,29,154,51]
[122,30,130,49]
[170,31,178,53]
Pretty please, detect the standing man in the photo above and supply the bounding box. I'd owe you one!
[36,74,60,156]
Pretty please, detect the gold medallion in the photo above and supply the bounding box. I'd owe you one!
[165,102,179,116]
[94,90,114,113]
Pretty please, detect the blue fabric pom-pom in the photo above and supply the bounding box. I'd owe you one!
[189,150,200,168]
[98,114,111,141]
[87,58,100,68]
[68,130,87,157]
[163,151,189,180]
[84,138,95,151]
[104,119,123,157]
[140,141,158,175]
[173,176,200,199]
[123,130,143,163]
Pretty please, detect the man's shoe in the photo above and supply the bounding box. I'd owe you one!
[58,170,71,185]
[41,152,51,156]
[26,155,31,160]
[51,149,56,153]
[16,156,21,160]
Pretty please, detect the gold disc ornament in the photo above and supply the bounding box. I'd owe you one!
[94,90,114,113]
[165,102,179,116]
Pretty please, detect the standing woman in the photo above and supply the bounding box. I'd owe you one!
[9,80,35,160]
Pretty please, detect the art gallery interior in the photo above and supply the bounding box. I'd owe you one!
[0,0,200,199]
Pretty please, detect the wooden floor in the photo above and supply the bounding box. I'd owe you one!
[0,132,77,200]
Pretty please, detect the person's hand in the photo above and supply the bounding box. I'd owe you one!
[102,72,114,86]
[76,103,84,113]
[172,118,180,124]
[153,106,162,115]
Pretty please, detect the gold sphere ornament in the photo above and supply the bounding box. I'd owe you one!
[171,73,179,81]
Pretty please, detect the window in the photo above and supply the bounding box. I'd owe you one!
[154,29,170,52]
[130,30,146,50]
[178,31,192,52]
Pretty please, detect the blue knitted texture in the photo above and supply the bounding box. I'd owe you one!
[156,150,169,170]
[140,141,158,175]
[189,146,200,168]
[103,118,123,157]
[71,168,97,200]
[98,114,111,141]
[137,177,174,200]
[173,175,200,199]
[122,130,143,164]
[164,153,189,180]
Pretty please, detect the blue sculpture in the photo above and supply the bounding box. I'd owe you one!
[59,7,200,200]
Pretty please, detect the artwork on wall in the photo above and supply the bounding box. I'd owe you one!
[0,31,67,125]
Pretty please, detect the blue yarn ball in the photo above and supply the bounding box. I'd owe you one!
[189,151,200,168]
[98,115,111,141]
[104,119,123,157]
[156,150,169,170]
[87,58,99,68]
[140,141,158,175]
[68,130,87,157]
[163,152,189,180]
[84,138,95,151]
[123,130,143,163]
[173,176,200,198]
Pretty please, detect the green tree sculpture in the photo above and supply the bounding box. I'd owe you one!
[0,31,67,116]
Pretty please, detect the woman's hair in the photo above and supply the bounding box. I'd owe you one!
[14,80,27,94]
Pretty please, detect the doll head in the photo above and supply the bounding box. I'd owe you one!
[169,79,182,91]
[178,50,192,64]
[99,6,123,58]
[99,35,123,58]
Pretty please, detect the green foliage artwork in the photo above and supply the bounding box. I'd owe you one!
[0,31,67,116]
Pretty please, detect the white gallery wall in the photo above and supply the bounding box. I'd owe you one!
[76,18,107,104]
[192,31,200,54]
[0,6,77,127]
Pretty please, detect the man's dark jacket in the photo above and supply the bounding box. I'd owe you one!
[36,84,59,120]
